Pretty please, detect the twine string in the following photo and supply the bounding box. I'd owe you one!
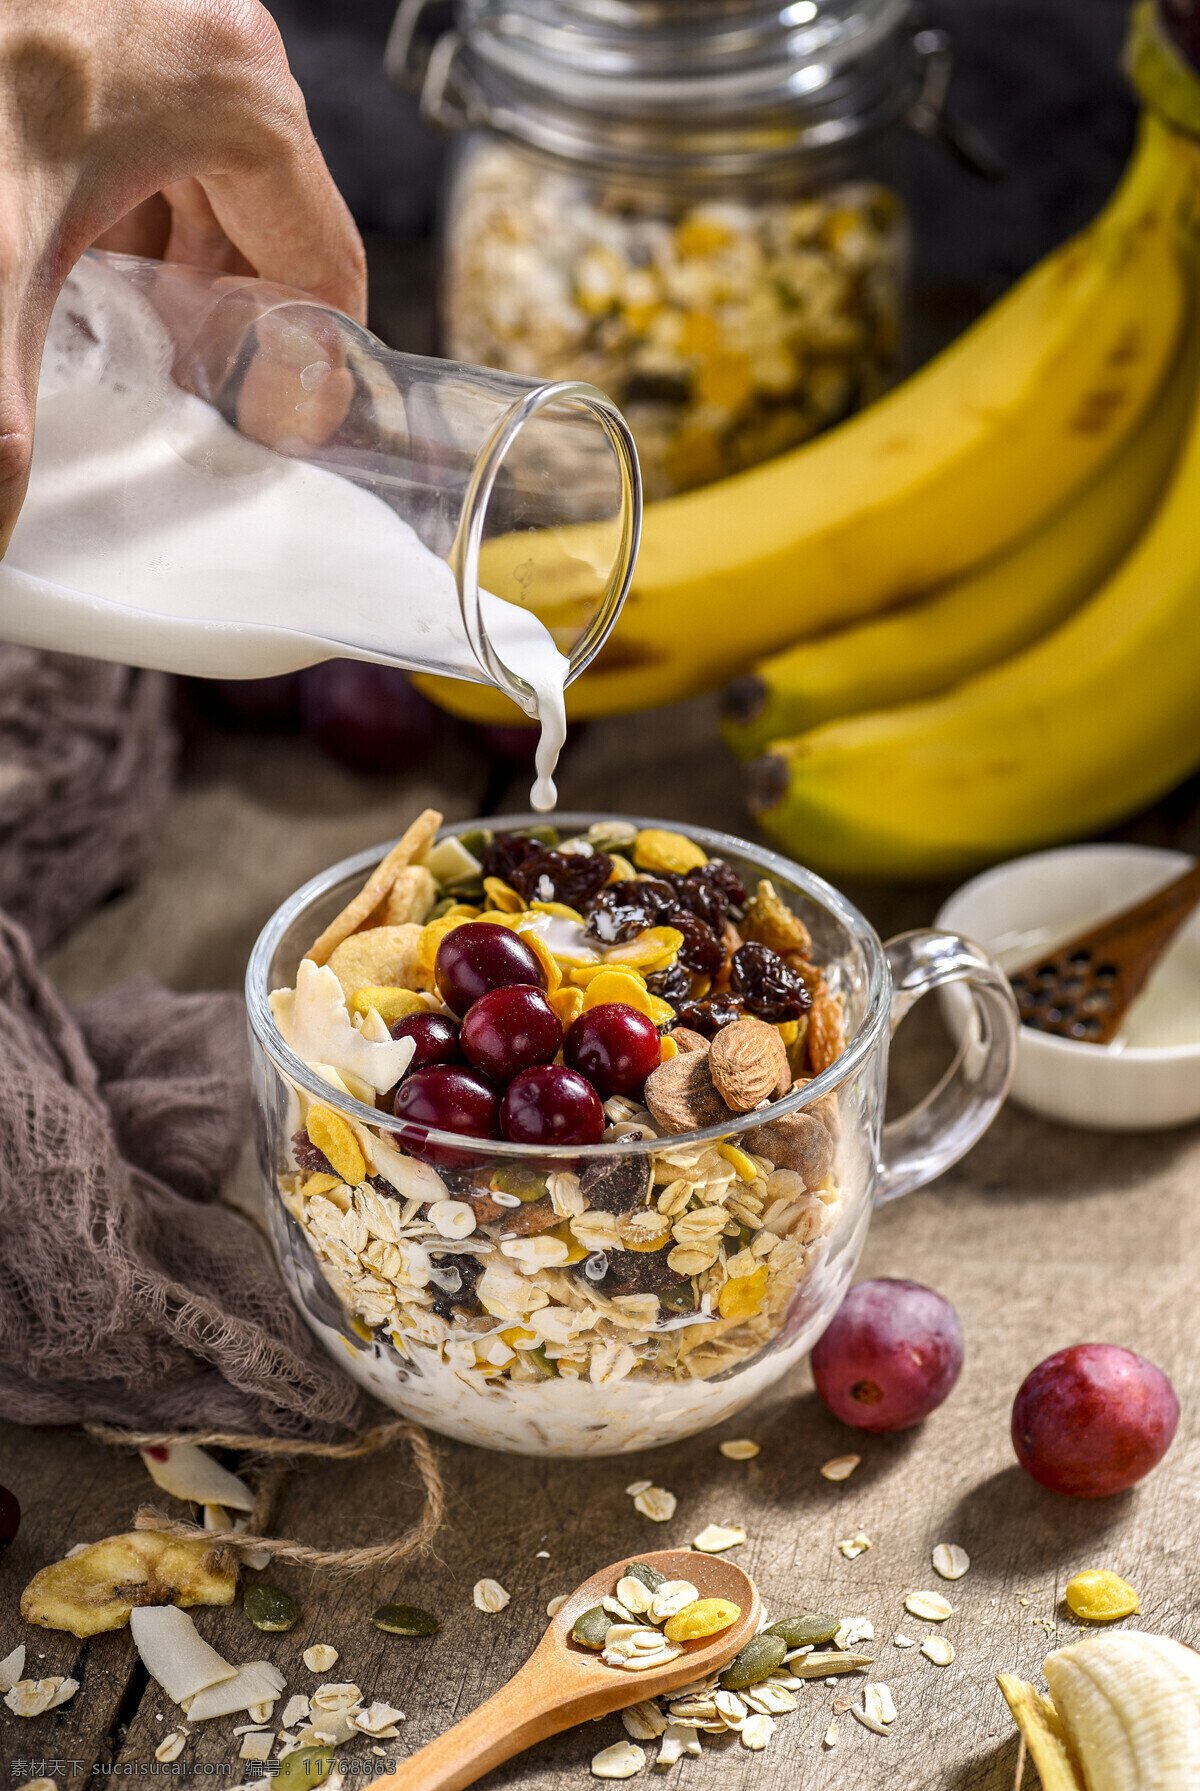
[84,1420,443,1575]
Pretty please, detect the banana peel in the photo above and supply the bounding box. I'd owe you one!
[997,1674,1087,1790]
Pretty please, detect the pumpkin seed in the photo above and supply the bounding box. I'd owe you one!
[719,1633,787,1690]
[527,825,559,849]
[371,1602,440,1636]
[572,1604,611,1649]
[492,1166,549,1203]
[455,829,493,861]
[622,1560,666,1593]
[766,1613,840,1649]
[243,1584,298,1632]
[271,1749,334,1786]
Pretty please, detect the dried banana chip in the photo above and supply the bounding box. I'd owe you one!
[21,1531,236,1637]
[305,810,442,964]
[325,925,428,1003]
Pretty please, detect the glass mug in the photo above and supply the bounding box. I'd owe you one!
[246,813,1018,1456]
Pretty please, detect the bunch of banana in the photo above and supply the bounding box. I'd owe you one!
[999,1630,1200,1789]
[415,113,1191,729]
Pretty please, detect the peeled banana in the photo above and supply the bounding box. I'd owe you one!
[418,115,1191,725]
[745,215,1200,881]
[1001,1632,1200,1791]
[720,300,1199,759]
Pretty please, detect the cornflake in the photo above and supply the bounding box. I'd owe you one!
[718,1439,760,1461]
[692,1522,746,1553]
[932,1543,970,1580]
[837,1531,871,1559]
[474,1578,511,1613]
[634,1486,677,1523]
[820,1454,861,1482]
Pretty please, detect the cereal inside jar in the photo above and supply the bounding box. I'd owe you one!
[413,0,936,500]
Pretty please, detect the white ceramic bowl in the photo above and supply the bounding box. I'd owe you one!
[935,845,1200,1131]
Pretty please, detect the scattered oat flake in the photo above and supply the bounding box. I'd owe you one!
[893,1634,916,1649]
[474,1578,511,1613]
[741,1713,774,1750]
[864,1682,896,1725]
[4,1677,79,1717]
[821,1454,861,1482]
[355,1702,406,1734]
[154,1734,187,1764]
[591,1739,645,1778]
[837,1531,871,1559]
[823,1720,838,1748]
[281,1695,310,1729]
[625,1479,653,1497]
[905,1590,953,1622]
[719,1439,760,1461]
[622,1701,668,1742]
[634,1486,677,1523]
[692,1522,746,1553]
[851,1702,891,1737]
[535,1549,551,1558]
[547,1594,568,1618]
[303,1644,339,1673]
[239,1732,275,1763]
[932,1543,970,1580]
[833,1697,854,1715]
[921,1636,955,1666]
[834,1617,874,1649]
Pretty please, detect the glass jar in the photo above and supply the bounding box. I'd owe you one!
[246,810,1017,1456]
[394,0,941,499]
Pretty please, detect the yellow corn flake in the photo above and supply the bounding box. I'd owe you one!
[582,972,658,1019]
[417,914,469,975]
[307,1105,366,1187]
[675,217,733,257]
[645,992,678,1028]
[483,876,525,912]
[500,1326,540,1349]
[663,1597,740,1643]
[659,1035,679,1064]
[677,310,722,357]
[529,901,584,923]
[633,829,708,875]
[718,1266,769,1322]
[349,985,425,1026]
[506,927,562,995]
[571,962,647,989]
[604,926,684,974]
[1064,1570,1140,1622]
[546,1221,590,1264]
[301,1172,341,1198]
[777,1020,799,1046]
[608,854,638,882]
[549,986,585,1029]
[696,353,754,411]
[440,903,481,922]
[717,1143,759,1185]
[349,1316,374,1343]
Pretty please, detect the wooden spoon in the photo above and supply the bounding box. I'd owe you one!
[1009,860,1200,1045]
[365,1548,761,1791]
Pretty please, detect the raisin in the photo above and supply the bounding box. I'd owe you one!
[482,833,543,887]
[575,1246,688,1306]
[669,913,724,976]
[292,1130,335,1176]
[729,942,812,1024]
[585,878,675,943]
[669,860,746,930]
[510,849,614,908]
[673,992,746,1037]
[645,963,693,1008]
[579,1156,653,1215]
[429,1251,483,1321]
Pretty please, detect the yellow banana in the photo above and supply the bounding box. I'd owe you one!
[745,266,1200,880]
[721,300,1199,760]
[418,115,1191,726]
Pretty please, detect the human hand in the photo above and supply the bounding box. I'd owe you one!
[0,0,366,549]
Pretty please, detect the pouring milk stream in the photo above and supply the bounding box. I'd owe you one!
[0,255,637,811]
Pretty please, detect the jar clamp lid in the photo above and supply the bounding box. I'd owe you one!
[387,0,995,178]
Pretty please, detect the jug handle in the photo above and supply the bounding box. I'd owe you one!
[876,929,1019,1205]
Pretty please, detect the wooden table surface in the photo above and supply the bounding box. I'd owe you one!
[4,696,1200,1791]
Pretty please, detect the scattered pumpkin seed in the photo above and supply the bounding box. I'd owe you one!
[719,1633,787,1690]
[766,1613,840,1649]
[371,1603,440,1636]
[244,1583,298,1632]
[271,1748,335,1787]
[623,1560,666,1593]
[492,1166,549,1202]
[572,1605,611,1649]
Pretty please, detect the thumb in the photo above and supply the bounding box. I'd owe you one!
[0,265,51,557]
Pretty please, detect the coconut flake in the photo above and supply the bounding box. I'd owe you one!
[129,1607,237,1705]
[271,960,414,1093]
[185,1660,285,1723]
[139,1443,255,1511]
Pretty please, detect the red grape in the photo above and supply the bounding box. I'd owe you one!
[392,1065,500,1166]
[460,985,563,1085]
[564,1003,661,1098]
[0,1483,18,1560]
[390,1012,461,1072]
[810,1278,964,1432]
[435,922,546,1017]
[501,1064,605,1146]
[299,661,442,773]
[1011,1343,1179,1498]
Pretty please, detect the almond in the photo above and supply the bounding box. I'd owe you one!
[644,1049,735,1135]
[792,1077,841,1142]
[670,1027,710,1054]
[709,1018,790,1112]
[742,1104,834,1188]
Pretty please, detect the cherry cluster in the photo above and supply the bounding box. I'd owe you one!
[390,923,661,1165]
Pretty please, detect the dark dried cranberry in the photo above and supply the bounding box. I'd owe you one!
[428,1251,484,1321]
[482,833,543,887]
[729,942,812,1024]
[586,878,675,943]
[673,993,746,1037]
[575,1245,689,1306]
[510,849,614,909]
[292,1129,335,1176]
[645,963,693,1009]
[670,913,724,976]
[579,1155,653,1215]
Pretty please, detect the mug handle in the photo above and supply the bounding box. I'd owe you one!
[876,929,1019,1205]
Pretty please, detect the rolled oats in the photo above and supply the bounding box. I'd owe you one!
[633,1486,677,1523]
[931,1543,970,1581]
[4,1677,79,1717]
[154,1733,187,1764]
[820,1454,861,1482]
[692,1522,746,1553]
[590,1740,645,1779]
[837,1532,871,1560]
[904,1591,953,1622]
[622,1701,668,1741]
[473,1579,510,1614]
[741,1712,775,1750]
[303,1645,339,1675]
[920,1635,955,1665]
[718,1438,760,1460]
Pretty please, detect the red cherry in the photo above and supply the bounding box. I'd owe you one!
[390,1011,461,1074]
[810,1278,964,1432]
[563,1002,661,1098]
[435,922,546,1017]
[460,985,563,1085]
[1011,1343,1179,1498]
[392,1065,500,1166]
[501,1064,605,1146]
